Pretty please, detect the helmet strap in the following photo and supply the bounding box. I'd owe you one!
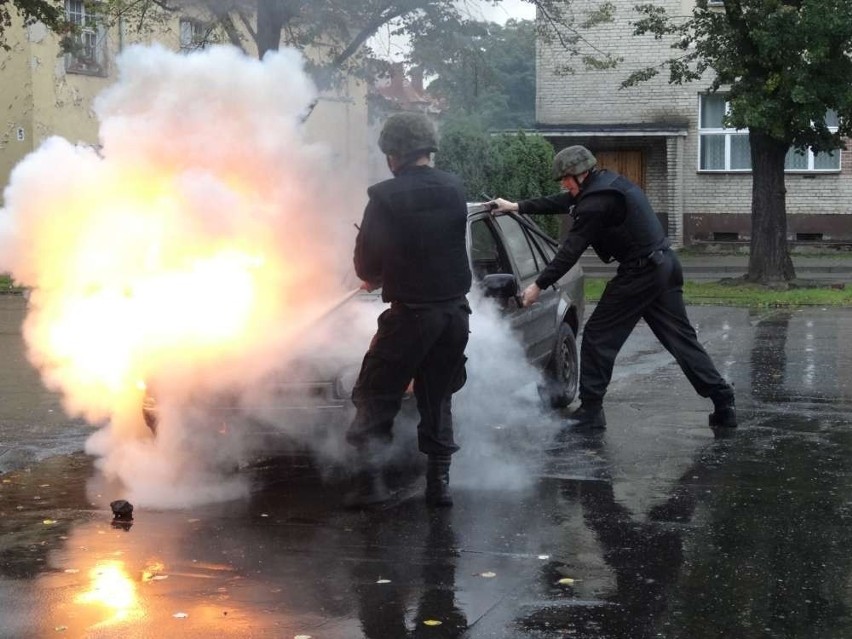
[577,169,596,191]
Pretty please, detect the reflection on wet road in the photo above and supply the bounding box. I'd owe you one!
[1,306,852,637]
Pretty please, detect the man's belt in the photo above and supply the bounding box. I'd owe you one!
[620,247,669,269]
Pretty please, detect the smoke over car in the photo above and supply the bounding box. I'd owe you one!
[0,44,581,508]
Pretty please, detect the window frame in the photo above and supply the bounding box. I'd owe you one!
[64,0,108,77]
[494,215,543,282]
[697,94,841,174]
[469,218,513,281]
[179,17,213,52]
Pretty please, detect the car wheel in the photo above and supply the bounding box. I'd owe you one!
[541,321,579,409]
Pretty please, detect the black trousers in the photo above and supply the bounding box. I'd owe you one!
[580,250,732,406]
[346,299,470,456]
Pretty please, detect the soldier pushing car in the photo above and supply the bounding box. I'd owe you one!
[489,145,737,434]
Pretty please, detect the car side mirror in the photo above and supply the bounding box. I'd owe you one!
[480,273,519,299]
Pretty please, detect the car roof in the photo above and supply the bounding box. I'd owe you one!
[466,202,491,217]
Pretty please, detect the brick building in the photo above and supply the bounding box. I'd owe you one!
[535,0,852,247]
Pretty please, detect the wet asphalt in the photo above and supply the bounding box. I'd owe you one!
[1,295,852,638]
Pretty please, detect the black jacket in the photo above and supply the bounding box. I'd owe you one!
[354,165,471,304]
[519,169,669,289]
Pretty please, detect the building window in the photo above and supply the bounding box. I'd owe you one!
[65,0,107,76]
[180,18,211,51]
[698,94,841,172]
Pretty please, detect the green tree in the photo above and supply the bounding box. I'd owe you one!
[4,1,619,126]
[1,0,66,49]
[488,130,558,201]
[434,115,494,200]
[83,0,617,89]
[626,0,852,284]
[410,19,538,129]
[489,130,561,237]
[435,118,561,238]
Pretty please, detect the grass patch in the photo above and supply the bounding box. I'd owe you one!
[0,274,24,293]
[677,246,852,259]
[585,277,852,307]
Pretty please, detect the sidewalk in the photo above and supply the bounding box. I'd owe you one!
[579,252,852,281]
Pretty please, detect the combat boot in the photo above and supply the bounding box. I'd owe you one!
[344,465,391,509]
[709,392,737,429]
[425,455,453,508]
[562,403,606,433]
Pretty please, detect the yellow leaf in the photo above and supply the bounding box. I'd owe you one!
[423,619,443,626]
[557,577,575,585]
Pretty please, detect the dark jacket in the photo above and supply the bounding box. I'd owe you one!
[519,169,669,289]
[354,165,472,304]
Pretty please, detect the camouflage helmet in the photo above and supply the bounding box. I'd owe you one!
[552,145,597,180]
[378,112,438,158]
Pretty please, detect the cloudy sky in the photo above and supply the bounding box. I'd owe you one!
[467,0,537,23]
[370,0,537,61]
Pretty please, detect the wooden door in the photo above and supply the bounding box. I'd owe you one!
[595,150,645,189]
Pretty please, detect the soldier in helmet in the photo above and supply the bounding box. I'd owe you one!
[346,112,472,508]
[489,145,736,433]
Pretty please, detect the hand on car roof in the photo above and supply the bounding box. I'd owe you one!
[487,198,518,215]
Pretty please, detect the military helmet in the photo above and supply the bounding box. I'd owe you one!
[378,112,438,158]
[552,145,597,180]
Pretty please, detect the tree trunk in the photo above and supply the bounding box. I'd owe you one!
[747,130,796,283]
[256,0,284,59]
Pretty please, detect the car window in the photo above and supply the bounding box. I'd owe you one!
[528,228,557,263]
[495,215,540,280]
[470,219,512,280]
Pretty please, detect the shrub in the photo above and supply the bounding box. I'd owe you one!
[436,118,563,238]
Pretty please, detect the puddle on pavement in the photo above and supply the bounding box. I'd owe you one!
[1,307,852,637]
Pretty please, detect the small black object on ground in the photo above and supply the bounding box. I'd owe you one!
[110,499,134,520]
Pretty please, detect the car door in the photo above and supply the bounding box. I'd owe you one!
[469,214,519,300]
[493,214,559,366]
[468,214,531,334]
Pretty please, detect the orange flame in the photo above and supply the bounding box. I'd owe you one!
[3,47,352,434]
[18,158,315,426]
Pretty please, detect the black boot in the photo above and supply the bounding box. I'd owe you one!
[344,466,390,509]
[709,392,737,429]
[562,403,606,433]
[425,455,453,508]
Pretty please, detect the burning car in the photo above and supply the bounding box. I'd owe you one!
[142,203,584,435]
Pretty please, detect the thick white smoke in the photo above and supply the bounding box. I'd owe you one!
[0,44,559,508]
[454,291,562,491]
